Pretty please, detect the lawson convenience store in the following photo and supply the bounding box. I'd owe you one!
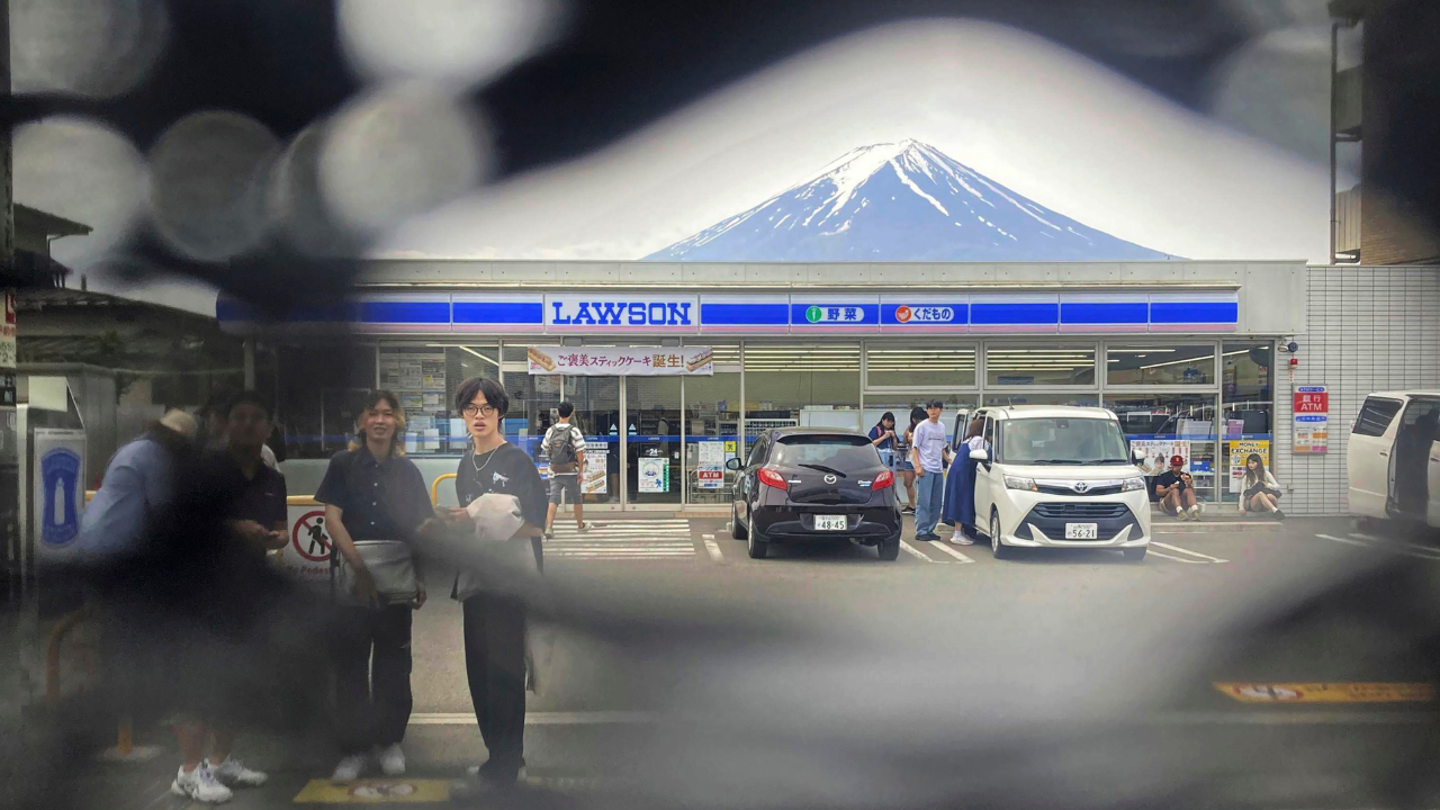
[221,259,1306,512]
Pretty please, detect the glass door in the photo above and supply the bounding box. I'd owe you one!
[566,377,622,508]
[625,377,683,507]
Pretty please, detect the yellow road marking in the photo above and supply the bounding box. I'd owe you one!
[1214,682,1435,704]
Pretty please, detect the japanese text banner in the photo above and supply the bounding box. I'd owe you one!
[527,346,714,376]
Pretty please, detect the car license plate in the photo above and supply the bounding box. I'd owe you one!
[1065,523,1099,540]
[815,515,848,531]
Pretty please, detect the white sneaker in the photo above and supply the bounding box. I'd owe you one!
[209,756,268,788]
[376,744,406,777]
[1188,508,1201,521]
[331,754,369,782]
[172,764,234,804]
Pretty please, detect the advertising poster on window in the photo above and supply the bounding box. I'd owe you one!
[1131,439,1192,476]
[1228,440,1271,493]
[583,447,608,495]
[697,441,725,489]
[1293,385,1329,454]
[527,346,714,376]
[638,457,669,493]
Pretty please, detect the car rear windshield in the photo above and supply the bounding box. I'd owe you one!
[997,417,1131,465]
[772,435,883,473]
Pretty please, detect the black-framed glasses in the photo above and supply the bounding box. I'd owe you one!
[462,404,499,419]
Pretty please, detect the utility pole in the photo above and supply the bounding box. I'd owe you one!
[0,0,20,606]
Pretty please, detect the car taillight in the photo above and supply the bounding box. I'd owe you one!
[872,470,895,491]
[757,468,788,490]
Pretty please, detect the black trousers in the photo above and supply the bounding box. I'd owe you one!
[462,593,527,780]
[333,605,414,755]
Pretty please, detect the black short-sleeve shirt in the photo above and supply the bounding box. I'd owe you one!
[206,452,288,529]
[314,446,432,542]
[1154,470,1187,492]
[455,441,548,568]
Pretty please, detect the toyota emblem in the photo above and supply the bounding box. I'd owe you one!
[1073,481,1090,493]
[824,474,838,484]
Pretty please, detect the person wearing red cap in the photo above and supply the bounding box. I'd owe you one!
[1154,455,1200,521]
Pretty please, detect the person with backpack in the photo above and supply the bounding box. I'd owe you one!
[542,402,590,540]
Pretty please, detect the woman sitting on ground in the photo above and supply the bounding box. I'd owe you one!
[1240,453,1285,520]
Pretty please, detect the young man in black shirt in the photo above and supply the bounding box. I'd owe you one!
[444,377,547,799]
[1154,454,1201,522]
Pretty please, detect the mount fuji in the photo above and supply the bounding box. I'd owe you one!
[645,140,1173,262]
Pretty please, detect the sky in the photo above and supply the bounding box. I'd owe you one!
[19,10,1354,316]
[379,18,1349,265]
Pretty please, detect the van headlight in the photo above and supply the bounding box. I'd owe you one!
[1004,475,1037,491]
[1122,477,1146,492]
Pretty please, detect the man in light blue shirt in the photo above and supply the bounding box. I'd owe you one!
[909,399,952,541]
[78,410,197,563]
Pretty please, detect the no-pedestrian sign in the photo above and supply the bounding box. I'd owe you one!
[292,509,332,562]
[273,505,334,587]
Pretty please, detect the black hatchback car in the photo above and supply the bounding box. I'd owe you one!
[727,428,902,560]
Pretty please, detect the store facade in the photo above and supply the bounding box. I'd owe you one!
[221,260,1307,512]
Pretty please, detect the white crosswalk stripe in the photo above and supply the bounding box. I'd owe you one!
[547,520,699,561]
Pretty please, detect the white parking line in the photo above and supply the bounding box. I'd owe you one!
[1317,533,1440,561]
[1150,541,1229,564]
[1147,550,1211,564]
[929,540,977,564]
[702,534,724,562]
[900,540,952,563]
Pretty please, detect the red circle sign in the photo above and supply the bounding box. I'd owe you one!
[291,509,332,562]
[895,305,913,323]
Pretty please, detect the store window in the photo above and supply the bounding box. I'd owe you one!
[684,372,741,505]
[1220,341,1274,503]
[1106,344,1217,386]
[744,344,862,439]
[276,343,377,459]
[981,393,1099,407]
[986,345,1095,386]
[1108,393,1219,504]
[378,344,501,456]
[866,344,976,388]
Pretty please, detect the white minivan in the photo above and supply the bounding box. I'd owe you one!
[1347,392,1440,529]
[969,406,1152,561]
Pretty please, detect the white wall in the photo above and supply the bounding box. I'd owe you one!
[1277,266,1440,514]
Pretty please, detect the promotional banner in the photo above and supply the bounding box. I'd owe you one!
[1294,386,1329,454]
[697,441,725,489]
[583,447,608,495]
[1132,439,1192,477]
[527,346,714,376]
[1228,439,1271,493]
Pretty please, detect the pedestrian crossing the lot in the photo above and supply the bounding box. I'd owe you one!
[547,519,699,561]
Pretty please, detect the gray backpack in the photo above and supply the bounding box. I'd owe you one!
[546,425,579,473]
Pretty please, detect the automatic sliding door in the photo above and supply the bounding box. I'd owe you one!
[625,377,682,506]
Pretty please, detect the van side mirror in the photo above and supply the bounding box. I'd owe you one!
[969,448,989,462]
[725,458,743,471]
[1132,446,1146,462]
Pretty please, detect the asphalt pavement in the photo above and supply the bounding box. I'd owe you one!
[43,514,1440,809]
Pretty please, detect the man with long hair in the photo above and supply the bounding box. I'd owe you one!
[315,391,435,782]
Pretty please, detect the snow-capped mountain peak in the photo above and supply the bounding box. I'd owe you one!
[646,141,1171,262]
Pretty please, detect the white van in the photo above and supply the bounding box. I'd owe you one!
[1347,392,1440,529]
[968,406,1151,561]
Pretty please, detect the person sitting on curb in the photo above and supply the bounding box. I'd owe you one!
[1154,455,1201,521]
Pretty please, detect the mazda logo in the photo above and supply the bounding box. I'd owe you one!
[824,474,838,484]
[1073,481,1090,493]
